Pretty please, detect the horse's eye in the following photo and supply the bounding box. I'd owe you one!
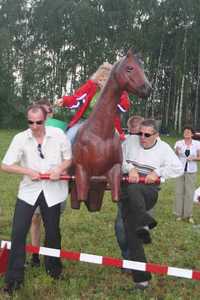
[127,66,134,72]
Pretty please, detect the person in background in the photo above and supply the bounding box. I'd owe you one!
[174,126,200,223]
[115,115,144,262]
[1,104,72,295]
[30,98,66,267]
[37,97,54,119]
[55,62,130,143]
[121,119,183,290]
[127,115,144,135]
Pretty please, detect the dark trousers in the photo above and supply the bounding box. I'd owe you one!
[122,183,159,283]
[115,201,129,260]
[5,191,62,284]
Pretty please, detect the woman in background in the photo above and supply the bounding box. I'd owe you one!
[174,126,200,223]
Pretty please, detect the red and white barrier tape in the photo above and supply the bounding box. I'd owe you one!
[1,240,200,281]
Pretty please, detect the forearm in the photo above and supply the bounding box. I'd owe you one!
[62,95,78,107]
[1,163,33,176]
[53,159,72,175]
[187,152,200,161]
[122,161,134,174]
[158,163,184,179]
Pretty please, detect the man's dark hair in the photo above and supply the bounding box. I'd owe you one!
[183,125,194,134]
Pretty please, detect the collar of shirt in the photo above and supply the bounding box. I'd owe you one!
[27,127,53,139]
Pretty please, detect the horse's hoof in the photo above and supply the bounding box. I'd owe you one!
[87,207,101,212]
[70,200,81,209]
[112,198,119,202]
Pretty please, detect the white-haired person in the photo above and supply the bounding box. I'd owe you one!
[55,62,131,143]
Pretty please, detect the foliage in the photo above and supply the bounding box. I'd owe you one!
[0,0,200,131]
[1,130,200,299]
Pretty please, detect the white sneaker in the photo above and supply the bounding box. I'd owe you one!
[135,281,149,290]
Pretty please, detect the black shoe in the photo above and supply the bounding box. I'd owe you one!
[136,226,151,244]
[148,219,157,229]
[47,267,62,279]
[121,268,132,275]
[3,281,22,295]
[31,253,40,267]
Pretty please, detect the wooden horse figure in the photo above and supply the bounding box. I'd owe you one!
[71,48,152,211]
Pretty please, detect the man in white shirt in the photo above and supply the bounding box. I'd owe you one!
[121,119,183,290]
[1,104,72,294]
[30,97,67,268]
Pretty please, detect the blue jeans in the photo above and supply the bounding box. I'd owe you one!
[65,120,84,144]
[114,201,129,259]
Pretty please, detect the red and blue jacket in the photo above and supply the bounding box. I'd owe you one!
[62,79,131,140]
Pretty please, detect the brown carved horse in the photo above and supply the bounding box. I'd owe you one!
[71,48,152,211]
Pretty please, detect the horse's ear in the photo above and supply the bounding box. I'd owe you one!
[127,47,140,56]
[127,48,133,57]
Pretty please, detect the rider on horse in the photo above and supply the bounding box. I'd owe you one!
[55,62,131,142]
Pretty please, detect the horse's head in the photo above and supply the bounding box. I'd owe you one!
[114,49,152,98]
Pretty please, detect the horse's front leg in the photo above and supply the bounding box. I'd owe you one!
[75,163,90,202]
[107,163,121,202]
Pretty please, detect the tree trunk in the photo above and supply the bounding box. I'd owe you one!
[194,48,200,128]
[151,39,163,118]
[174,86,180,131]
[178,27,188,133]
[165,68,173,129]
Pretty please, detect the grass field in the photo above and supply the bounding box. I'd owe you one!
[1,130,200,299]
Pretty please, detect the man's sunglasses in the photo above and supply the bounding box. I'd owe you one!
[138,131,157,138]
[28,120,44,125]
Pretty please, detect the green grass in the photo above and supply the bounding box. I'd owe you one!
[1,130,200,299]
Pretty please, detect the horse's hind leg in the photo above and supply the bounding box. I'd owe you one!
[107,163,121,202]
[75,164,90,202]
[70,183,81,209]
[85,182,106,212]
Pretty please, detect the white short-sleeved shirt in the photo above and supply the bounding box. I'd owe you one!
[2,127,72,207]
[174,139,200,173]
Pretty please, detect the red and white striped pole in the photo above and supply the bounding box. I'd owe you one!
[0,244,9,275]
[1,240,200,281]
[39,174,164,184]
